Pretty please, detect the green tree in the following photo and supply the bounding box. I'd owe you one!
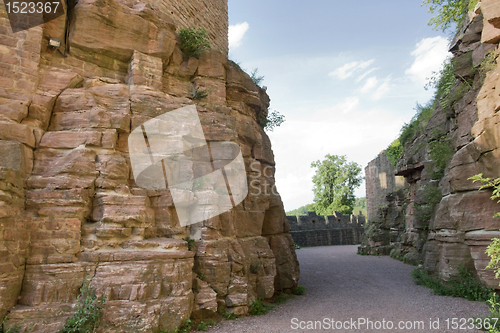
[422,0,470,32]
[311,155,363,215]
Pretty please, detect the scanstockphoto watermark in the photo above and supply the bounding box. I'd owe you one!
[291,318,426,331]
[129,105,281,229]
[129,105,248,228]
[248,162,279,197]
[290,317,498,331]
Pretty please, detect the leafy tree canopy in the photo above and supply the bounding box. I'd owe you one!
[311,155,363,215]
[422,0,470,32]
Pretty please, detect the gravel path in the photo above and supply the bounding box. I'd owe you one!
[205,245,491,333]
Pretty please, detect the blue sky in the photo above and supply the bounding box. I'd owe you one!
[228,0,452,211]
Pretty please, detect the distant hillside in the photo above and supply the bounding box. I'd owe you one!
[286,204,315,217]
[286,198,366,216]
[353,197,367,216]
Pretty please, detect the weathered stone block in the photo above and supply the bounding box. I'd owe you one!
[71,0,177,63]
[233,210,265,238]
[0,140,33,176]
[482,0,500,28]
[0,121,35,148]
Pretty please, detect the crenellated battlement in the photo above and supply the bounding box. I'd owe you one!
[287,212,365,247]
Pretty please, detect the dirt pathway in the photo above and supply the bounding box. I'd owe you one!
[205,245,491,333]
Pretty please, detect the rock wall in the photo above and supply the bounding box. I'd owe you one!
[0,0,299,331]
[362,1,500,288]
[287,212,365,247]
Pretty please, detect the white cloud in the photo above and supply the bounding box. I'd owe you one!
[356,67,379,83]
[405,36,451,85]
[229,22,249,50]
[337,96,359,114]
[268,97,405,210]
[329,59,375,80]
[360,77,378,94]
[372,81,391,100]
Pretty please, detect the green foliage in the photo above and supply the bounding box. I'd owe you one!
[258,109,285,132]
[414,183,442,223]
[286,203,316,217]
[436,60,458,105]
[197,273,205,281]
[292,285,306,296]
[472,174,500,284]
[390,250,405,262]
[225,312,237,320]
[294,243,301,250]
[411,266,493,302]
[422,0,468,32]
[311,155,363,215]
[196,320,214,331]
[250,68,264,86]
[426,59,457,109]
[469,174,500,332]
[487,238,500,281]
[398,60,456,147]
[385,139,403,166]
[249,299,273,316]
[59,278,106,333]
[175,319,192,333]
[482,294,500,332]
[183,237,196,251]
[470,174,500,219]
[399,119,420,146]
[0,319,33,333]
[219,309,237,320]
[480,50,497,77]
[428,137,454,180]
[468,0,479,11]
[399,102,435,146]
[178,27,210,58]
[196,322,207,331]
[273,293,287,304]
[353,197,367,216]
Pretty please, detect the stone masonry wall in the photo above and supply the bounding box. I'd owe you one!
[360,153,412,257]
[287,212,365,248]
[0,0,299,331]
[365,152,407,222]
[146,0,229,55]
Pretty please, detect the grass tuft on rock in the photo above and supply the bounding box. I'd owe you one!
[249,299,274,316]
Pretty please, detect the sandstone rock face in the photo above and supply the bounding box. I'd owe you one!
[363,5,500,288]
[0,0,299,330]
